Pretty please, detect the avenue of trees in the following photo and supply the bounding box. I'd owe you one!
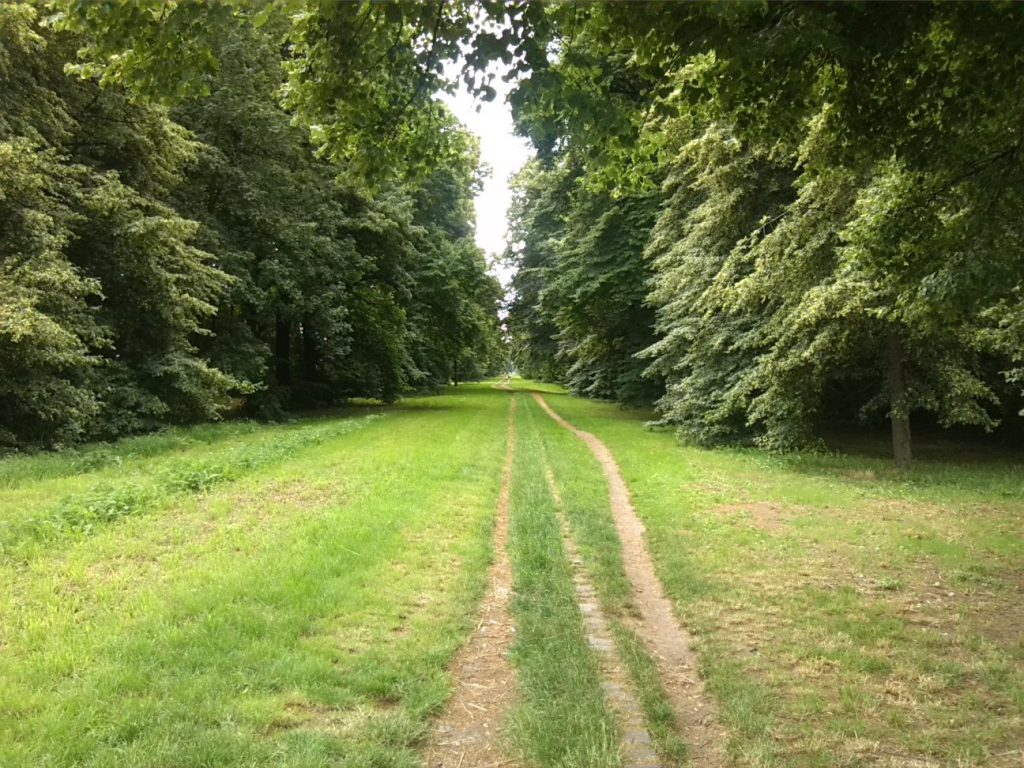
[4,2,1023,465]
[1,2,505,450]
[504,2,1024,465]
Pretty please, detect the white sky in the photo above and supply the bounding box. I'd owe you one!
[440,69,533,287]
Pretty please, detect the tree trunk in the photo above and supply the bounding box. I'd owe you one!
[886,333,912,469]
[301,317,319,384]
[275,313,291,386]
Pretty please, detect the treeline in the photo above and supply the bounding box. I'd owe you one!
[0,4,504,450]
[505,2,1024,464]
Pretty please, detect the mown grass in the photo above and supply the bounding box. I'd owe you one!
[506,393,621,768]
[0,385,508,768]
[522,381,1024,767]
[1,416,381,559]
[522,392,690,765]
[7,377,1019,767]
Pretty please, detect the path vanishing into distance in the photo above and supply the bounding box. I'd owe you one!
[425,381,725,767]
[2,379,1022,768]
[7,4,1024,765]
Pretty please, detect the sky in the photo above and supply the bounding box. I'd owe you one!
[440,69,533,288]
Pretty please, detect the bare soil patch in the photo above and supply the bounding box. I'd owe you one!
[268,698,402,738]
[533,393,729,767]
[422,396,519,768]
[713,501,789,533]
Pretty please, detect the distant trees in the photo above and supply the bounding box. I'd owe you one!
[504,1,1024,465]
[0,4,503,450]
[506,159,661,405]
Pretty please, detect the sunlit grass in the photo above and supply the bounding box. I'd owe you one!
[4,378,1019,767]
[525,393,691,765]
[506,393,621,768]
[0,385,508,768]
[541,389,1024,767]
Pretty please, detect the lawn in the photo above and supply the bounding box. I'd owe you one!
[2,378,1020,768]
[0,386,509,768]
[520,380,1024,768]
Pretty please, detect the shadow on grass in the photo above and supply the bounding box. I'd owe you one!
[743,436,1024,498]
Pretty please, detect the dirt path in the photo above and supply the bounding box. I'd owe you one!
[423,396,519,768]
[544,464,661,768]
[532,393,729,767]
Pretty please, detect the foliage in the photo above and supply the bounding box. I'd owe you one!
[0,6,237,448]
[47,0,548,186]
[506,159,662,405]
[507,1,1024,461]
[1,4,504,450]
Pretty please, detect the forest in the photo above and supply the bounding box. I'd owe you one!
[503,2,1024,467]
[1,1,505,451]
[3,1,1024,465]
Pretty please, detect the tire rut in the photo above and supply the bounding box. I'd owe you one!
[533,393,728,768]
[423,396,519,768]
[543,464,661,768]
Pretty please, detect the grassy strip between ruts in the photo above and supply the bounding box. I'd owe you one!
[518,380,1024,768]
[506,392,622,767]
[0,384,508,768]
[524,393,691,766]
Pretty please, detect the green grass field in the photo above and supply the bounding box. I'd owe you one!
[523,382,1024,767]
[2,380,1021,767]
[0,390,507,768]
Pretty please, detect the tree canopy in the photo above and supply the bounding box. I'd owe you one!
[4,1,1023,464]
[502,1,1024,466]
[1,2,504,450]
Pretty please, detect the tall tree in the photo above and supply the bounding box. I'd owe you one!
[1,5,236,447]
[1,3,505,449]
[506,1,1024,464]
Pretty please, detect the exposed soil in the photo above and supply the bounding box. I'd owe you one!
[544,465,661,768]
[533,393,729,767]
[422,396,519,768]
[269,699,400,738]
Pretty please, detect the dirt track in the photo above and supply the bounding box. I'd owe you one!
[423,397,519,768]
[425,389,729,767]
[533,392,728,768]
[544,463,662,768]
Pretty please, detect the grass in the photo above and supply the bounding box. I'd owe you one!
[520,380,1024,768]
[4,375,1020,767]
[0,385,508,768]
[1,416,380,558]
[522,391,691,765]
[505,392,622,768]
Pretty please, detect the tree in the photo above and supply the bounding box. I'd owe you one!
[1,4,504,449]
[48,0,547,186]
[504,1,1024,464]
[505,158,662,405]
[0,6,236,447]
